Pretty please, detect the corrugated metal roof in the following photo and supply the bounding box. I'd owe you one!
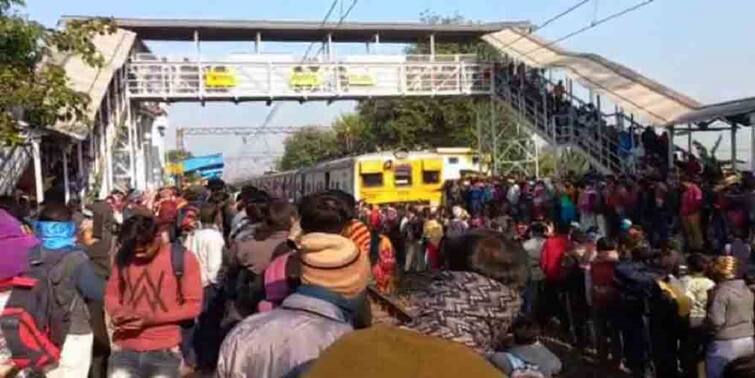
[670,96,755,126]
[51,28,136,140]
[483,29,701,126]
[61,16,532,42]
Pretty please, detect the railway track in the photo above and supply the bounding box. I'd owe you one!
[366,285,413,325]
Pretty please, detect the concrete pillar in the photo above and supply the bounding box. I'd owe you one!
[534,136,540,179]
[668,126,675,171]
[429,34,436,61]
[104,92,114,193]
[31,136,43,205]
[731,125,738,172]
[77,141,85,209]
[327,33,333,61]
[750,113,755,172]
[255,32,262,54]
[62,145,70,204]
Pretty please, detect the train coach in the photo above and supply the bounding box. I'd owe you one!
[242,148,482,206]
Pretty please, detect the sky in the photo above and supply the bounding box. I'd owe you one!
[23,0,755,176]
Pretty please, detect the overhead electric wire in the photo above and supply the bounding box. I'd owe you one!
[499,0,590,50]
[246,0,360,173]
[235,0,342,176]
[301,0,340,61]
[518,0,656,59]
[314,0,360,57]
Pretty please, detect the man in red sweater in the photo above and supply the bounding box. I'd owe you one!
[105,215,202,378]
[538,222,572,327]
[540,222,571,283]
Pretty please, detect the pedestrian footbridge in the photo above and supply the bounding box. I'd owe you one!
[126,53,495,101]
[9,16,741,199]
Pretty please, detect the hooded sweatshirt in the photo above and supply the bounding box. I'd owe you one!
[0,209,38,280]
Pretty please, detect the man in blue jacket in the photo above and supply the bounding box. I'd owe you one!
[34,202,104,378]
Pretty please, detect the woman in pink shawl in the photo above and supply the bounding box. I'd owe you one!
[0,209,39,280]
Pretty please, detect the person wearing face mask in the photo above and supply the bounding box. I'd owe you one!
[105,215,202,378]
[33,203,105,378]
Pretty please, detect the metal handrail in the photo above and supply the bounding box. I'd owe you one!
[493,70,628,174]
[0,144,31,195]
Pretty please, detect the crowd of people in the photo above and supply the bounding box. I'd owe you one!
[2,161,755,377]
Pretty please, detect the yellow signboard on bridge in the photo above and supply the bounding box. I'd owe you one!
[204,67,237,88]
[165,162,184,175]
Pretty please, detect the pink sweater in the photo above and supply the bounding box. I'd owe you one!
[680,184,703,216]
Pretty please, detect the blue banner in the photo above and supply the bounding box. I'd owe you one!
[182,153,224,173]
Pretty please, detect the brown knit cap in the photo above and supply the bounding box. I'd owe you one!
[304,326,503,378]
[299,232,371,298]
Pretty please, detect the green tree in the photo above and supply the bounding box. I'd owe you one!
[278,127,338,170]
[0,0,114,144]
[537,148,590,178]
[332,112,374,155]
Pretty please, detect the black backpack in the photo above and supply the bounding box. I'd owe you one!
[0,246,89,372]
[170,243,187,304]
[0,275,60,372]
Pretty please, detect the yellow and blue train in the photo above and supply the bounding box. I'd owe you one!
[242,148,482,206]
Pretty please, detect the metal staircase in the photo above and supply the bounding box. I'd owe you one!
[0,144,32,195]
[493,67,648,175]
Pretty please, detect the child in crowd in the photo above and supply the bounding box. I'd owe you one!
[706,256,755,378]
[489,316,562,377]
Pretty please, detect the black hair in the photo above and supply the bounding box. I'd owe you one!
[597,237,617,252]
[511,316,541,345]
[242,185,260,203]
[245,191,271,224]
[324,189,357,219]
[298,193,349,234]
[206,178,226,193]
[199,202,220,225]
[209,191,230,205]
[0,195,25,221]
[529,222,546,237]
[115,215,159,303]
[687,253,710,274]
[554,221,570,235]
[255,200,297,240]
[266,200,297,231]
[443,229,527,289]
[630,246,657,262]
[38,202,73,222]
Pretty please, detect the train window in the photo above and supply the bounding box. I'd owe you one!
[394,165,412,186]
[362,173,383,187]
[423,170,441,184]
[448,157,459,164]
